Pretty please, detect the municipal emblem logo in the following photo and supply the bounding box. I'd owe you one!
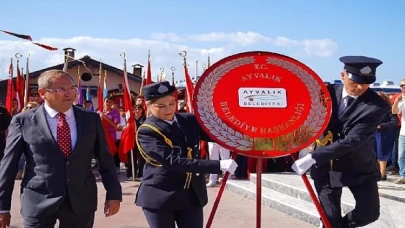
[158,85,168,94]
[360,66,372,75]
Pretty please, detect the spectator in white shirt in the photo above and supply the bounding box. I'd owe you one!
[391,79,405,184]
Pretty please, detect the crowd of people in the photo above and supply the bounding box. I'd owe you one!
[374,92,402,182]
[2,89,402,187]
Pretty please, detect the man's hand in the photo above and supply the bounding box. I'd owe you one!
[0,212,11,228]
[104,200,120,217]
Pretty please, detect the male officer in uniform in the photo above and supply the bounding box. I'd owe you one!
[292,56,390,228]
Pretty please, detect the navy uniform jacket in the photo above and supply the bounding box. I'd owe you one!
[310,85,390,188]
[0,105,122,217]
[135,113,221,210]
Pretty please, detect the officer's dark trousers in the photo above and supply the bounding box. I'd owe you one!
[143,207,203,228]
[235,154,248,179]
[315,179,380,228]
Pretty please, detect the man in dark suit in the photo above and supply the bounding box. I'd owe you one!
[0,70,122,228]
[0,105,11,161]
[292,56,390,228]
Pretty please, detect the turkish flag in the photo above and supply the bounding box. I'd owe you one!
[118,66,135,163]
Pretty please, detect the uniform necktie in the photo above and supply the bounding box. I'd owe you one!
[171,120,179,130]
[172,121,188,143]
[57,113,72,157]
[338,96,355,117]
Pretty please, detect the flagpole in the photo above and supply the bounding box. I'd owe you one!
[77,65,81,104]
[23,53,30,106]
[171,67,179,113]
[171,67,175,83]
[21,68,24,89]
[195,60,198,78]
[121,52,136,182]
[139,72,145,96]
[202,63,207,72]
[179,51,194,113]
[21,68,24,108]
[103,69,108,104]
[6,58,14,114]
[160,67,166,82]
[15,53,22,112]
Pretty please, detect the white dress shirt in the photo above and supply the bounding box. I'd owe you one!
[397,100,405,136]
[44,103,78,150]
[164,116,178,125]
[339,87,358,114]
[341,87,359,101]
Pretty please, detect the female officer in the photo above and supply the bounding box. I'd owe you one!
[135,81,238,228]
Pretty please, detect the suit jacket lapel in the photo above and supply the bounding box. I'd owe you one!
[328,85,341,122]
[71,106,83,153]
[33,105,59,151]
[175,114,193,144]
[339,88,369,123]
[334,85,343,108]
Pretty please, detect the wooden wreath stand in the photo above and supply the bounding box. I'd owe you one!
[205,153,332,228]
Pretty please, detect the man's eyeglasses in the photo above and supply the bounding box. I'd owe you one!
[45,87,78,94]
[25,106,33,109]
[400,85,405,88]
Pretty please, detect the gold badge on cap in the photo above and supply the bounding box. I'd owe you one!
[158,85,168,94]
[360,66,372,75]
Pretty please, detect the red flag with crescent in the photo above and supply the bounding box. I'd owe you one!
[119,61,135,163]
[5,63,14,114]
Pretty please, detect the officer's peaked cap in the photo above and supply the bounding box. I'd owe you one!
[339,56,383,84]
[142,81,176,101]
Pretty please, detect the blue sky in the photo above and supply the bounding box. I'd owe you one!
[0,0,404,84]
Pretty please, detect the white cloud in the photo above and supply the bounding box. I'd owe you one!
[150,33,185,42]
[300,39,338,57]
[152,32,338,55]
[188,32,271,46]
[0,32,338,81]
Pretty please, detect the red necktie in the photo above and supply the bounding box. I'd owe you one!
[57,113,72,157]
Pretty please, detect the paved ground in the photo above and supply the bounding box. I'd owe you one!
[8,171,315,228]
